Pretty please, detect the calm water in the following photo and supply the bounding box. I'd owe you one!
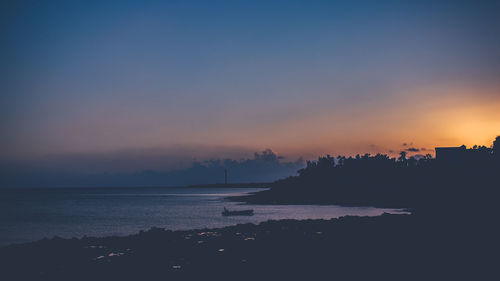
[0,187,406,246]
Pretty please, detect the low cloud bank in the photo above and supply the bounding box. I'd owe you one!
[0,149,304,188]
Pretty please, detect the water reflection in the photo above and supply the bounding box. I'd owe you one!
[0,187,407,246]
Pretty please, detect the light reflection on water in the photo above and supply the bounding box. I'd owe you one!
[0,187,407,246]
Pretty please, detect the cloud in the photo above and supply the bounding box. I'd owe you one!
[10,145,258,174]
[398,142,432,153]
[413,154,426,160]
[0,148,305,188]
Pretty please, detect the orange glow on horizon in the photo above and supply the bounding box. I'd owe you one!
[215,84,500,160]
[3,83,499,162]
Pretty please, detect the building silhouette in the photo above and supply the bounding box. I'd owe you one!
[435,145,467,163]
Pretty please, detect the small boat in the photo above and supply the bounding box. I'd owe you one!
[222,207,254,216]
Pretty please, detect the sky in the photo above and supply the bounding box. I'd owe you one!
[1,0,500,181]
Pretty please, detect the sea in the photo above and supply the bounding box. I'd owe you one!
[0,187,406,246]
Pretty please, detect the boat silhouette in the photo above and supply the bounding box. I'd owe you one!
[222,207,254,216]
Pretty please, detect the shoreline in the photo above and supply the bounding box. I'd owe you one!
[0,213,395,249]
[1,211,495,280]
[1,213,415,280]
[186,182,270,188]
[229,189,411,209]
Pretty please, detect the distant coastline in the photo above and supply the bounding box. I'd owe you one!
[185,182,270,189]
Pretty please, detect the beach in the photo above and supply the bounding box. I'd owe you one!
[1,212,495,281]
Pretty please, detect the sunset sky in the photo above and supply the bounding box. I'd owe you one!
[2,0,500,173]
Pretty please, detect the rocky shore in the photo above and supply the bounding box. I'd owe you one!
[1,212,494,281]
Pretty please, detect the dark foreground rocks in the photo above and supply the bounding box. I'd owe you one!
[0,213,497,281]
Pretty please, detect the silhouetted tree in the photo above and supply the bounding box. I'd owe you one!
[493,136,500,158]
[398,151,407,167]
[255,135,499,209]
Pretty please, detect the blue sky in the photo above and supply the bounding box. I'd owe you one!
[1,0,500,173]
